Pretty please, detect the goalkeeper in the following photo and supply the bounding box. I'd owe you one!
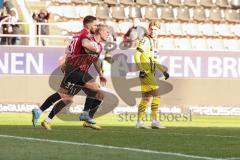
[134,20,169,129]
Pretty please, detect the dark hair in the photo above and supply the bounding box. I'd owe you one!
[83,15,96,26]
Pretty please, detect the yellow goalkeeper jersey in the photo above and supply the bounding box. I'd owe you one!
[134,35,166,74]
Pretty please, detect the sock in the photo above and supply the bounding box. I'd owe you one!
[83,97,93,112]
[44,117,52,123]
[151,97,160,121]
[138,100,149,121]
[82,111,89,116]
[40,92,61,111]
[48,100,67,119]
[89,99,102,118]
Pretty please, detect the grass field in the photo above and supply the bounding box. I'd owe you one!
[0,113,240,160]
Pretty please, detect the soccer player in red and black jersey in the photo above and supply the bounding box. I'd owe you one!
[32,16,109,130]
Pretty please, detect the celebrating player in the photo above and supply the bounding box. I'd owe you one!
[134,20,169,129]
[32,16,109,130]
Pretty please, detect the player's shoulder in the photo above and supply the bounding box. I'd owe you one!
[74,29,92,38]
[139,35,150,45]
[86,33,93,39]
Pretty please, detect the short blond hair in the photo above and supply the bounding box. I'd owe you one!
[96,24,108,34]
[149,20,161,28]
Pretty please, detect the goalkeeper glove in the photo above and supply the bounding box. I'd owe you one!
[163,71,169,80]
[139,70,151,78]
[139,71,146,78]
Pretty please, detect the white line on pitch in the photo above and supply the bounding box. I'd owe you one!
[103,130,240,139]
[171,133,240,139]
[0,134,228,160]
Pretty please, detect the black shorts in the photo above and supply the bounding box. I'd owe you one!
[60,64,95,96]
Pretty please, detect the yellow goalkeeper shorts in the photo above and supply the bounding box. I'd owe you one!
[140,72,159,93]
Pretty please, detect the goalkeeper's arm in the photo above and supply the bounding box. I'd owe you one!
[155,62,166,74]
[155,62,169,80]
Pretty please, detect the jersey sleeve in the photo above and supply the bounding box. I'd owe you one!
[155,62,166,73]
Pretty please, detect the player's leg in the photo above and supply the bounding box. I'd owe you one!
[136,75,153,128]
[32,64,76,127]
[79,74,99,122]
[136,92,151,129]
[147,76,160,122]
[149,81,165,129]
[41,65,81,130]
[41,91,73,130]
[81,97,102,123]
[80,96,102,129]
[32,92,62,127]
[151,93,160,122]
[136,73,157,129]
[84,79,104,116]
[80,78,104,129]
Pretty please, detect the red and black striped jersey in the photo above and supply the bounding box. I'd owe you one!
[65,29,103,72]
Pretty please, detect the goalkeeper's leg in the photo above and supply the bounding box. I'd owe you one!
[150,89,165,129]
[151,96,160,121]
[136,95,151,129]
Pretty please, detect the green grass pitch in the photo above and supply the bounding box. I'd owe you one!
[0,113,240,160]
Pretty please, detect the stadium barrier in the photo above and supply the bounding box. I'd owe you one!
[1,46,240,115]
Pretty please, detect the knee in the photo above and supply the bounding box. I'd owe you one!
[62,98,73,104]
[58,92,73,104]
[142,96,151,102]
[96,90,104,101]
[90,83,100,90]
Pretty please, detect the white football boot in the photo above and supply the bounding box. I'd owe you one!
[135,121,150,129]
[151,120,165,129]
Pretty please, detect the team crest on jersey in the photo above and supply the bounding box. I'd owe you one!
[140,38,145,44]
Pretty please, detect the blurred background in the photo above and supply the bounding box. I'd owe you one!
[0,0,240,116]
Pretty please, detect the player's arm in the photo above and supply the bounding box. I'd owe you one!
[155,61,166,73]
[94,59,103,76]
[82,38,101,54]
[94,59,107,86]
[155,62,169,80]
